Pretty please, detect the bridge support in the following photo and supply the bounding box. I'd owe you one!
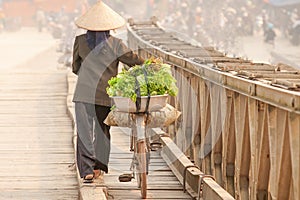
[151,128,235,199]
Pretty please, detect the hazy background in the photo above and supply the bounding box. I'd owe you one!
[0,0,299,69]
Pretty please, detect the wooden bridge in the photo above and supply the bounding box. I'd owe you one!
[1,19,300,199]
[125,18,300,200]
[0,43,78,199]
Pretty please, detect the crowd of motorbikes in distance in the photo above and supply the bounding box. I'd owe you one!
[48,3,299,70]
[42,10,79,69]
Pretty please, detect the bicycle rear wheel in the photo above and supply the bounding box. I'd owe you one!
[137,140,147,199]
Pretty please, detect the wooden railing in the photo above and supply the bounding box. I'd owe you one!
[127,18,300,200]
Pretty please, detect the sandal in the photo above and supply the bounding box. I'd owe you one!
[83,174,94,183]
[118,173,133,182]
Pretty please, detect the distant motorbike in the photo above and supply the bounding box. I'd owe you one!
[58,45,72,66]
[264,23,276,46]
[57,25,75,69]
[289,21,300,46]
[49,21,63,39]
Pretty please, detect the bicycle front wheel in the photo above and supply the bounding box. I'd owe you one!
[137,140,147,199]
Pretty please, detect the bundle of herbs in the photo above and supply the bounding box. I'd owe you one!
[106,58,178,102]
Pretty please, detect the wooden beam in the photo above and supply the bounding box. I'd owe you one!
[151,128,234,200]
[288,112,300,200]
[222,91,236,197]
[256,105,270,200]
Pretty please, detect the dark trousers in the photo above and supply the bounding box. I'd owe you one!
[75,102,111,178]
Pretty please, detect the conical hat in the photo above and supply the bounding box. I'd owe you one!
[75,1,125,31]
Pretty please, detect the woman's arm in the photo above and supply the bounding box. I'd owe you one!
[72,36,82,75]
[117,40,144,67]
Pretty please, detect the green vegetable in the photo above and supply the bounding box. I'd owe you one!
[106,58,178,102]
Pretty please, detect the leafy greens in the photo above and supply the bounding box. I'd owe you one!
[106,58,178,102]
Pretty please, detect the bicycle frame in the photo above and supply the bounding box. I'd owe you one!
[129,113,150,199]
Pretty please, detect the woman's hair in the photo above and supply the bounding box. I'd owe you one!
[86,30,110,53]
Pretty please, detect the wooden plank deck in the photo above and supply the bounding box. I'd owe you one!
[0,48,79,199]
[104,127,192,200]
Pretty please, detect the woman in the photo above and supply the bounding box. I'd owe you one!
[72,1,144,183]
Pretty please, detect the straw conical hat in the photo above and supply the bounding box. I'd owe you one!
[75,1,125,31]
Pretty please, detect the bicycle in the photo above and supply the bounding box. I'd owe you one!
[115,113,150,199]
[130,113,150,199]
[112,63,169,198]
[113,95,168,199]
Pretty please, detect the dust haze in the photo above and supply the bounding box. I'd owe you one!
[0,0,299,69]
